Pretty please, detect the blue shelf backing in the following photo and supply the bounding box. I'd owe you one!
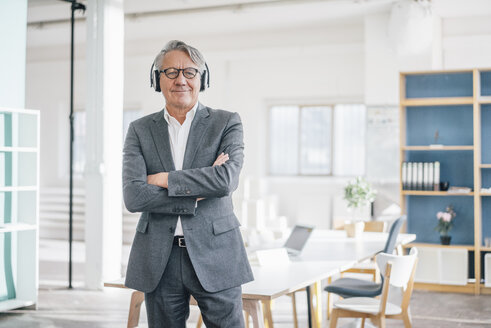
[405,73,473,98]
[407,196,474,245]
[406,105,473,146]
[483,170,491,191]
[406,151,474,188]
[482,198,491,246]
[481,71,491,97]
[482,104,491,164]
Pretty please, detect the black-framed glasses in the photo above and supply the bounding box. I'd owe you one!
[160,67,199,79]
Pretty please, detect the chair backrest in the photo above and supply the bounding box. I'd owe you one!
[377,248,418,287]
[376,248,418,314]
[382,216,406,254]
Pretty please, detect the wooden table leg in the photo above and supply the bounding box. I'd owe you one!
[127,291,145,328]
[308,282,322,328]
[261,300,274,328]
[243,299,265,328]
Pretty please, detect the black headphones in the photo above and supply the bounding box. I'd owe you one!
[150,61,210,93]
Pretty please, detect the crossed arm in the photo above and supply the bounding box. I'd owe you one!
[122,112,244,215]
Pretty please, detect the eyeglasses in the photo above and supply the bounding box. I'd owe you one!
[160,67,199,79]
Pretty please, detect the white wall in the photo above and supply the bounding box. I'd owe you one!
[25,3,491,229]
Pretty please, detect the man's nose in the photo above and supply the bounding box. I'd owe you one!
[174,71,187,85]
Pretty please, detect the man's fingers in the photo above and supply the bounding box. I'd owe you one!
[213,153,229,166]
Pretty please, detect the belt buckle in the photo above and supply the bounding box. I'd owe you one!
[178,237,186,248]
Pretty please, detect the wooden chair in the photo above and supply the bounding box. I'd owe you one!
[325,217,405,320]
[329,248,418,328]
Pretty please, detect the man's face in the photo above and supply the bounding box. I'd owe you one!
[160,50,201,112]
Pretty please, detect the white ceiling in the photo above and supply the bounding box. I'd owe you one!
[26,0,491,48]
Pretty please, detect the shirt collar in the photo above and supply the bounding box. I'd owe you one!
[164,102,199,125]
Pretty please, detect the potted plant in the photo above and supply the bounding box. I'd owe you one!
[344,177,377,237]
[435,205,456,245]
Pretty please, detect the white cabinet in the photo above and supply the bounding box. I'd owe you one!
[0,107,39,310]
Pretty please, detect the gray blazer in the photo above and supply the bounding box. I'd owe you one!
[123,103,253,293]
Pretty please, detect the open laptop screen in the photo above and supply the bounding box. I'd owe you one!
[284,225,314,253]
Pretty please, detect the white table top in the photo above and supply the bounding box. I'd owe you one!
[242,230,416,300]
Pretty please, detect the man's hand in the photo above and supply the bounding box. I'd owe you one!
[213,152,229,167]
[197,153,229,201]
[147,172,169,188]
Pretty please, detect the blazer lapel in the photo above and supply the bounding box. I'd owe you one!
[150,110,176,172]
[183,103,210,170]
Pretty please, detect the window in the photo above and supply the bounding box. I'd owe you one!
[269,104,366,176]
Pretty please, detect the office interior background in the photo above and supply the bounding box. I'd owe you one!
[1,0,491,326]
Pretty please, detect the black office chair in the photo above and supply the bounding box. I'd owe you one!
[324,216,407,317]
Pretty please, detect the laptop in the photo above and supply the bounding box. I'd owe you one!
[252,225,315,266]
[283,225,315,256]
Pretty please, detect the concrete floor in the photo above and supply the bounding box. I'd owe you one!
[0,239,491,327]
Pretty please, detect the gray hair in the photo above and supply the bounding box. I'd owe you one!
[153,40,206,72]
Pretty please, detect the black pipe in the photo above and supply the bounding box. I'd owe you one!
[60,0,85,289]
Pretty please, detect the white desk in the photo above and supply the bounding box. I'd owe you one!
[243,230,416,328]
[105,230,416,328]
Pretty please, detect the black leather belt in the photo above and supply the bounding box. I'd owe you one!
[173,236,186,247]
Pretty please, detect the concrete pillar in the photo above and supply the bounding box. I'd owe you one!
[85,0,124,289]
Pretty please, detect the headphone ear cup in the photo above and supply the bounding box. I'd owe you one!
[154,70,161,92]
[200,70,207,92]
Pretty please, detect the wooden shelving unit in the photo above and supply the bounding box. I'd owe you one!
[0,107,39,310]
[401,145,474,151]
[401,191,474,196]
[400,69,491,295]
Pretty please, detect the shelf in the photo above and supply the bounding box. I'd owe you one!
[0,299,35,311]
[401,97,474,106]
[0,186,37,192]
[404,242,475,250]
[481,247,491,252]
[0,223,37,233]
[481,193,491,197]
[402,190,474,196]
[481,164,491,169]
[0,146,37,152]
[402,145,474,151]
[0,107,39,115]
[414,282,476,294]
[479,97,491,104]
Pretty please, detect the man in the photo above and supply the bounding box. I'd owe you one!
[123,40,253,327]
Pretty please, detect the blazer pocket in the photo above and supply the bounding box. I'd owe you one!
[136,213,149,234]
[212,215,240,235]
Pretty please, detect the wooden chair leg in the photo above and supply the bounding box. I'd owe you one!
[379,315,386,328]
[326,277,332,320]
[329,308,339,328]
[243,299,265,328]
[402,311,412,328]
[361,317,366,328]
[127,291,145,328]
[291,293,298,328]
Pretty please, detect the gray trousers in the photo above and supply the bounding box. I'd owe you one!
[145,243,245,328]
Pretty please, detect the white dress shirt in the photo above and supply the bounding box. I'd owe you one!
[164,102,199,236]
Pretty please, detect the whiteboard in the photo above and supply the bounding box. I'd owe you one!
[366,106,399,182]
